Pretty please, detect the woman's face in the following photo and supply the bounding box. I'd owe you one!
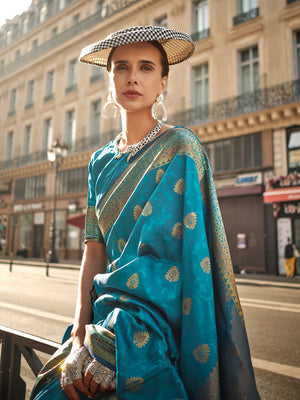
[109,42,167,115]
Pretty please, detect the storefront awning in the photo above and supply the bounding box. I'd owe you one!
[263,187,300,203]
[66,213,85,230]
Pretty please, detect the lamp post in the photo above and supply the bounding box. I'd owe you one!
[46,140,68,263]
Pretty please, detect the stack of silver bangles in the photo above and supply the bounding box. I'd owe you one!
[60,346,116,390]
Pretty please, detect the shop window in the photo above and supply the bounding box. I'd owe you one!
[204,132,262,173]
[19,214,32,251]
[15,175,46,200]
[287,129,300,171]
[56,167,88,195]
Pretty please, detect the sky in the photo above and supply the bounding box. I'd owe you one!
[1,0,33,29]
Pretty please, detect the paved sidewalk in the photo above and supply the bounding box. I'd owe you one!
[235,273,300,289]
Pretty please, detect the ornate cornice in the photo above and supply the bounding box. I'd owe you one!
[192,102,300,142]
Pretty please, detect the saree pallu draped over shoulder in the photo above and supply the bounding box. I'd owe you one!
[31,127,260,400]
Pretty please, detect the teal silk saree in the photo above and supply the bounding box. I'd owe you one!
[31,127,260,399]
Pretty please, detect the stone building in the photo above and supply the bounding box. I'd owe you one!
[0,0,299,273]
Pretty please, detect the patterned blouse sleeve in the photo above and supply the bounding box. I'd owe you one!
[84,155,105,244]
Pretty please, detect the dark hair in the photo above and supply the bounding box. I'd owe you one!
[107,40,169,77]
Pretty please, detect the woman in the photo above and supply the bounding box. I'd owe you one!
[31,26,260,400]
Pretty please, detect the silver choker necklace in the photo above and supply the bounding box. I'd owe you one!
[114,121,162,162]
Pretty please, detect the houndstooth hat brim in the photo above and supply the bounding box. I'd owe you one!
[79,26,194,67]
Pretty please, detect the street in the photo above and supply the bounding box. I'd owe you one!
[0,263,299,399]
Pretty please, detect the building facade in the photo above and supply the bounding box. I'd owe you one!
[0,0,300,273]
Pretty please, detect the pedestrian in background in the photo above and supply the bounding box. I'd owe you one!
[284,237,295,278]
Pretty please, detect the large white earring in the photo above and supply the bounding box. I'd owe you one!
[102,92,120,119]
[151,94,167,122]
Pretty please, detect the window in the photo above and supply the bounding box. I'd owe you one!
[15,50,21,60]
[90,66,103,83]
[72,14,80,25]
[239,0,257,13]
[65,110,76,146]
[204,133,262,173]
[15,175,46,199]
[239,45,259,94]
[66,59,77,92]
[90,100,101,137]
[294,31,300,79]
[26,80,34,108]
[154,15,167,28]
[192,0,209,40]
[8,88,17,115]
[56,167,88,195]
[23,125,32,155]
[287,129,300,171]
[192,63,209,107]
[6,131,14,160]
[45,70,54,100]
[51,27,58,37]
[32,39,38,50]
[43,118,53,150]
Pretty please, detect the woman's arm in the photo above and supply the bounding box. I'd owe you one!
[71,241,107,348]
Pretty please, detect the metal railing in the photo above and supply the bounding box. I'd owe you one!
[191,28,210,42]
[169,78,300,127]
[233,7,259,26]
[0,325,59,400]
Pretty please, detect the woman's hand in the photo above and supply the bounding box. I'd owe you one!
[60,346,93,400]
[84,358,116,396]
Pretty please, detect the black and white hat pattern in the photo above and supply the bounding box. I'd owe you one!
[79,26,195,67]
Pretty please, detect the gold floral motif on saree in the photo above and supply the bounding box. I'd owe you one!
[126,273,139,289]
[165,266,180,282]
[196,364,220,400]
[133,205,143,220]
[118,238,126,253]
[120,294,130,302]
[172,222,183,239]
[133,331,150,348]
[125,377,144,392]
[174,178,185,195]
[201,257,211,274]
[193,344,210,364]
[141,201,152,216]
[155,168,165,183]
[182,297,192,315]
[184,212,197,229]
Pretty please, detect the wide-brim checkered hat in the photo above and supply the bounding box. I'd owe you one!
[79,26,194,67]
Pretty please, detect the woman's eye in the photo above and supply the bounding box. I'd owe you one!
[116,64,127,71]
[141,64,153,71]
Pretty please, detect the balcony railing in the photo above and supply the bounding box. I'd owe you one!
[169,78,300,127]
[0,0,140,78]
[233,7,259,26]
[191,28,210,42]
[1,79,299,172]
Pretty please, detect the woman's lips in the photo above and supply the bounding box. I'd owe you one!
[123,90,142,99]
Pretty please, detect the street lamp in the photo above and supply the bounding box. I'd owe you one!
[46,140,68,263]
